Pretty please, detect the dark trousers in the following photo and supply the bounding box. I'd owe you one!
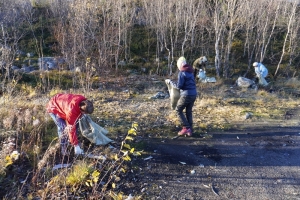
[175,95,196,129]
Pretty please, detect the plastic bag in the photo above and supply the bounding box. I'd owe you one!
[258,74,268,86]
[78,115,113,145]
[165,79,180,110]
[236,77,255,88]
[198,69,206,81]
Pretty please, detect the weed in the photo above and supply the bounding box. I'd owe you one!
[66,160,94,187]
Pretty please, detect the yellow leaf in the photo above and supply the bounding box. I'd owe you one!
[85,181,91,187]
[125,136,134,141]
[5,155,11,162]
[123,155,131,161]
[92,170,100,182]
[130,148,135,153]
[92,170,100,177]
[123,143,131,150]
[112,183,116,188]
[117,192,123,199]
[5,161,13,167]
[132,122,138,128]
[120,168,126,173]
[114,154,118,160]
[128,128,136,135]
[5,155,13,167]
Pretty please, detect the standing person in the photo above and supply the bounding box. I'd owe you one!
[166,57,197,136]
[253,62,268,86]
[46,93,94,155]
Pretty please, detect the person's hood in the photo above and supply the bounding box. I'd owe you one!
[179,64,194,73]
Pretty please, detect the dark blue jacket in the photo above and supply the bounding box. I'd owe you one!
[171,64,197,96]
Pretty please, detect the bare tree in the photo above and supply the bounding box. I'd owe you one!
[142,0,204,75]
[0,0,29,94]
[49,0,134,91]
[274,0,299,78]
[223,0,245,78]
[239,0,280,77]
[208,0,227,77]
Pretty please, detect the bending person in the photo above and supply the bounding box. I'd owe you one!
[46,93,94,155]
[192,56,208,81]
[253,62,268,86]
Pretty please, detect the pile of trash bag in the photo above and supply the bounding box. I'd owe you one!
[236,77,256,88]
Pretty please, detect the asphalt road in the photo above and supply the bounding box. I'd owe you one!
[124,127,300,200]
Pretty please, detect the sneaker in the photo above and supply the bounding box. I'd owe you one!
[178,127,189,136]
[186,128,192,137]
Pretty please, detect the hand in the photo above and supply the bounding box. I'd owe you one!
[256,73,261,78]
[74,145,84,155]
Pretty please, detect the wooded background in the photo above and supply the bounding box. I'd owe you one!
[1,0,300,86]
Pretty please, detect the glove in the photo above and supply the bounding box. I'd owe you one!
[74,145,84,155]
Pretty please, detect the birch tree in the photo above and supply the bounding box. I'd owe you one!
[208,0,227,77]
[252,0,280,63]
[142,0,177,75]
[274,0,299,78]
[49,0,130,90]
[241,0,258,76]
[143,0,203,75]
[223,0,245,78]
[240,0,279,76]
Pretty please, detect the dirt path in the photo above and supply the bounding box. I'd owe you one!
[123,126,300,200]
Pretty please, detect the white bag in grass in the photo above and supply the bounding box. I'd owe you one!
[78,114,113,145]
[236,77,255,88]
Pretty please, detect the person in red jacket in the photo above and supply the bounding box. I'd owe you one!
[46,93,94,155]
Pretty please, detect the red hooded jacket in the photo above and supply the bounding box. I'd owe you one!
[46,94,86,145]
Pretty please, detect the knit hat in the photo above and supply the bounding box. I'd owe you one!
[177,57,186,69]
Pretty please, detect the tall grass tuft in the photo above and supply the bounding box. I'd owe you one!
[66,160,94,187]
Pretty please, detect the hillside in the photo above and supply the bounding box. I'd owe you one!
[0,74,300,199]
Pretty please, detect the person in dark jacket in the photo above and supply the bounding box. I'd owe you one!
[166,57,197,136]
[46,93,94,155]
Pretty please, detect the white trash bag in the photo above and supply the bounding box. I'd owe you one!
[198,69,206,81]
[236,77,255,88]
[78,114,113,146]
[165,79,180,110]
[258,74,268,86]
